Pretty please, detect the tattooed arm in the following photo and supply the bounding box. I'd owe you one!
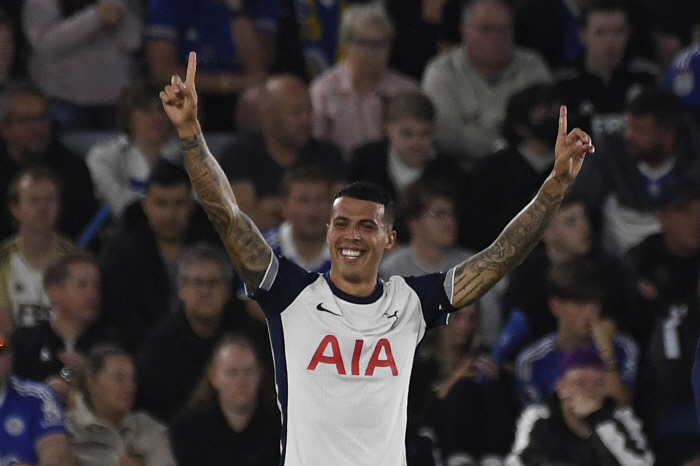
[451,106,594,310]
[159,51,271,290]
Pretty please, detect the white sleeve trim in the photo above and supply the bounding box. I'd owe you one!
[244,254,277,296]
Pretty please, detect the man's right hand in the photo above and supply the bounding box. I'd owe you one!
[160,51,200,136]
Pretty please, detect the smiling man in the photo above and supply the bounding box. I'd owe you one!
[159,51,594,466]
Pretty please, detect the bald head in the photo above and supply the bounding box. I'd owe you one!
[261,75,313,149]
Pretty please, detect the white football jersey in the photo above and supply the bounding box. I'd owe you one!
[253,255,454,466]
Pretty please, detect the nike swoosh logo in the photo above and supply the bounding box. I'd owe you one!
[316,303,342,316]
[385,311,398,320]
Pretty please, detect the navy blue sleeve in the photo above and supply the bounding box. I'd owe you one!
[403,273,454,330]
[251,255,318,319]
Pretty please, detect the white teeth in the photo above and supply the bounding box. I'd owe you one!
[340,249,361,258]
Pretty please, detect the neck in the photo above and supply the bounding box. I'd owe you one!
[157,239,184,262]
[133,137,164,167]
[220,401,255,433]
[52,312,88,343]
[265,138,300,168]
[411,240,448,267]
[329,269,378,297]
[93,406,125,428]
[18,230,56,269]
[291,229,326,264]
[585,56,614,82]
[561,403,591,438]
[523,138,552,157]
[6,146,28,165]
[467,48,505,81]
[186,312,222,339]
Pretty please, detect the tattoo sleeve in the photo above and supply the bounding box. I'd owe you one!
[451,176,567,309]
[180,134,271,290]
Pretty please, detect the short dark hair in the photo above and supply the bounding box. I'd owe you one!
[7,164,62,208]
[176,242,233,287]
[117,78,167,137]
[82,344,133,407]
[547,258,604,303]
[502,83,562,145]
[580,0,628,29]
[145,160,190,190]
[334,181,395,228]
[384,91,435,124]
[626,86,685,129]
[281,164,334,198]
[43,249,98,289]
[397,180,456,224]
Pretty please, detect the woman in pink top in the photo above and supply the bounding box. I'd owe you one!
[309,3,418,161]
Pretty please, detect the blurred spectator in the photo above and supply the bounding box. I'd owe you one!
[0,167,75,332]
[556,0,659,139]
[86,78,182,219]
[219,74,345,231]
[506,347,654,466]
[513,0,655,71]
[239,164,334,325]
[170,332,281,466]
[380,181,472,279]
[0,329,74,466]
[97,161,221,354]
[625,180,700,466]
[465,83,559,251]
[498,192,633,359]
[666,26,700,128]
[572,86,700,257]
[11,250,107,407]
[0,8,25,90]
[648,2,700,72]
[136,243,264,424]
[0,82,100,242]
[288,0,373,79]
[22,0,144,133]
[421,0,552,170]
[415,304,519,466]
[386,0,464,81]
[145,0,278,131]
[516,259,638,407]
[379,180,505,348]
[348,90,469,242]
[310,3,418,160]
[66,345,176,466]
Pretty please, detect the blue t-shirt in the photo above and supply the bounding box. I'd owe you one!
[516,333,639,405]
[0,376,67,466]
[146,0,280,73]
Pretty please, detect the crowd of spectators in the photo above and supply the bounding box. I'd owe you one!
[1,0,700,465]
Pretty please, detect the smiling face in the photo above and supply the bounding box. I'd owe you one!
[326,197,396,294]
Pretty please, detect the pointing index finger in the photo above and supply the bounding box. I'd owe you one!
[185,51,197,85]
[559,105,567,137]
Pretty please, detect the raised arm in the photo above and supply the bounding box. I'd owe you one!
[451,106,594,309]
[159,51,271,290]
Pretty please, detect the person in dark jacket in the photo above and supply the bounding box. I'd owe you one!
[506,347,654,466]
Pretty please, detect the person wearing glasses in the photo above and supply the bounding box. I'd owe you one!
[309,3,418,161]
[0,329,74,466]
